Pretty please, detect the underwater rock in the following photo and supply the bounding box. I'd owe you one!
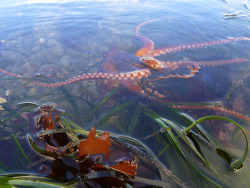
[47,39,64,58]
[39,38,45,43]
[20,62,35,77]
[31,46,40,52]
[29,87,37,95]
[59,55,71,68]
[4,126,14,133]
[0,50,24,63]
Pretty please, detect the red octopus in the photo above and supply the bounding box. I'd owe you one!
[0,17,250,121]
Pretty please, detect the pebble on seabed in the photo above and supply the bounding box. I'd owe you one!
[47,39,64,58]
[39,38,45,43]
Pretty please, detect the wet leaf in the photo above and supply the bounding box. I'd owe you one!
[46,143,59,153]
[41,114,59,130]
[78,127,111,159]
[110,161,137,176]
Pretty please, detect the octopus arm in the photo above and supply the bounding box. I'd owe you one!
[150,37,250,57]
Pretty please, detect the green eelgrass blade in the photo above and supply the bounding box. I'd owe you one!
[161,118,209,164]
[27,135,74,158]
[141,104,209,164]
[189,20,209,40]
[140,105,224,187]
[183,116,249,170]
[85,101,133,130]
[0,174,70,187]
[135,176,169,187]
[127,104,140,135]
[161,123,224,187]
[118,107,126,129]
[78,83,94,101]
[0,104,25,125]
[58,87,79,114]
[11,134,30,163]
[231,126,244,144]
[60,116,83,129]
[100,116,113,130]
[57,117,80,143]
[159,122,223,187]
[84,87,119,123]
[114,135,155,157]
[62,95,95,108]
[16,102,39,108]
[224,66,250,100]
[114,121,127,134]
[0,160,9,171]
[157,142,171,158]
[177,112,214,143]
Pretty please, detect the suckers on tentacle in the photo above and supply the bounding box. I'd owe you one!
[33,69,151,87]
[170,105,250,122]
[0,68,22,78]
[150,37,250,57]
[140,57,249,71]
[0,68,151,88]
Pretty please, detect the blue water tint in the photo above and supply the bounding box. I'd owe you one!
[0,0,250,187]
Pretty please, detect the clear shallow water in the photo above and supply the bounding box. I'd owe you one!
[0,0,250,187]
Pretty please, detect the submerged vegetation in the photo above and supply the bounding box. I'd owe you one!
[0,87,249,187]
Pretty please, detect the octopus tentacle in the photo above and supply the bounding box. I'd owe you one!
[148,64,200,82]
[135,16,176,57]
[135,35,154,57]
[140,57,202,72]
[134,17,174,35]
[192,58,249,67]
[33,69,151,87]
[121,79,166,101]
[169,104,250,122]
[140,57,249,72]
[0,68,22,78]
[150,37,250,57]
[0,68,151,88]
[160,58,249,69]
